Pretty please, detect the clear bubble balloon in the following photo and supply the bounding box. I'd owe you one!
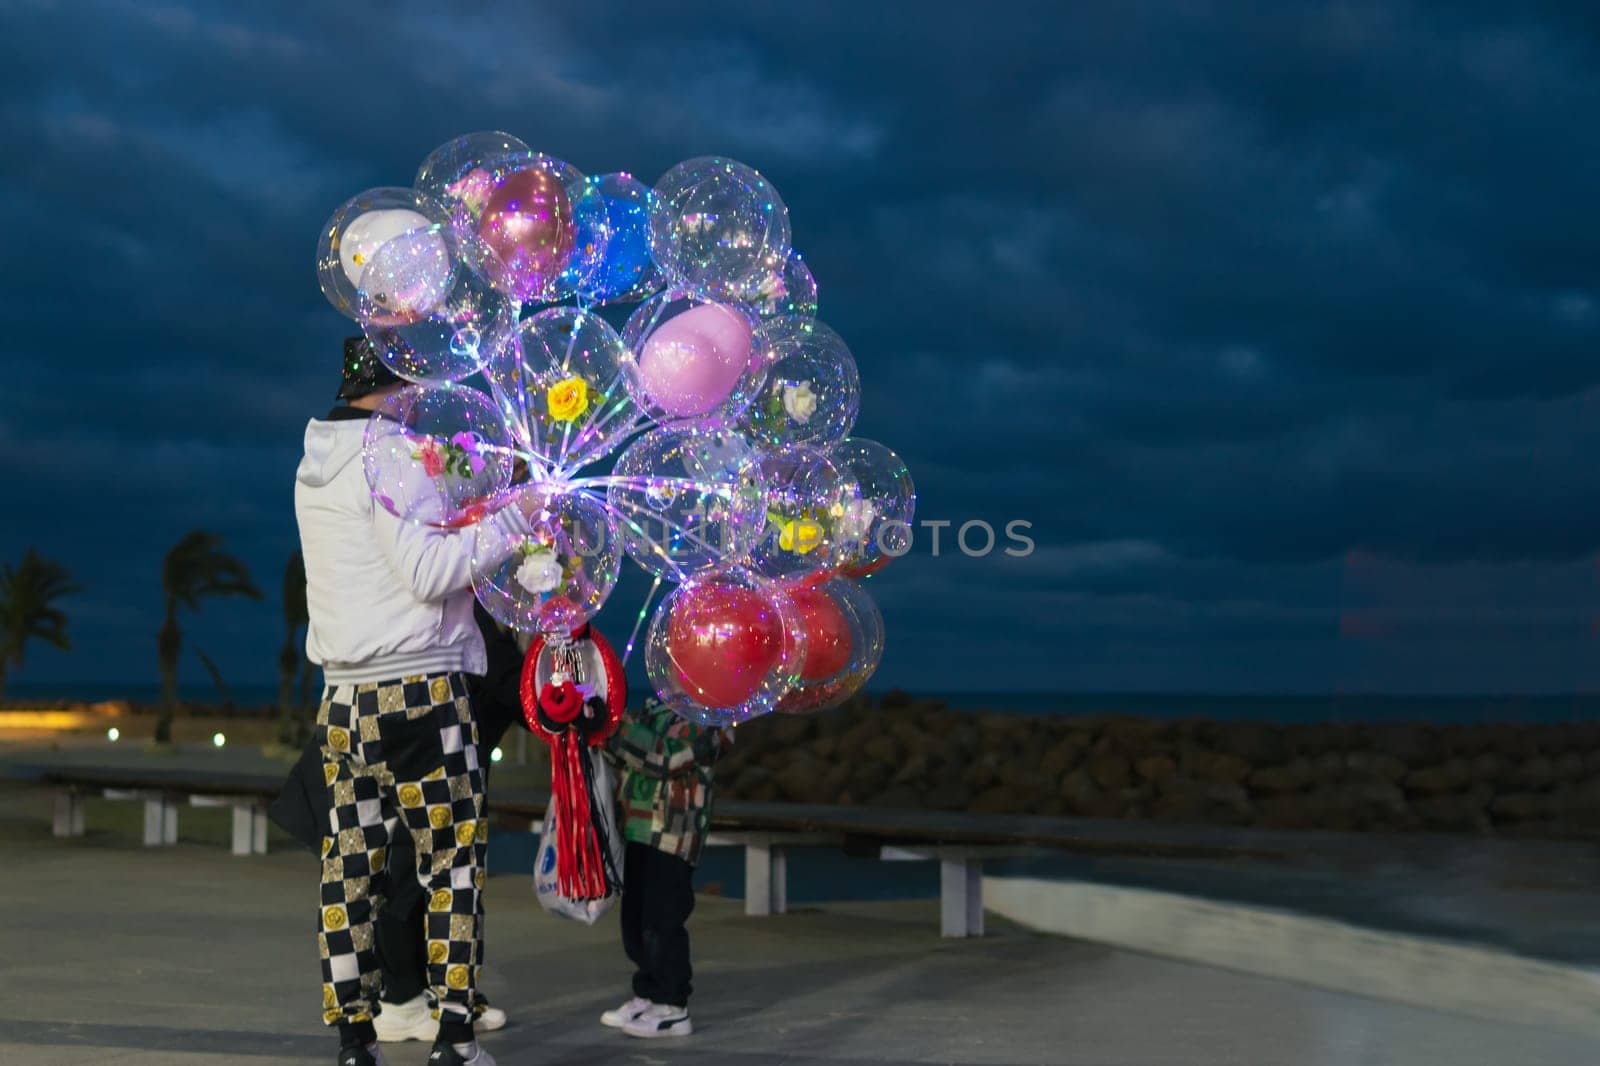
[645,567,806,726]
[778,576,883,715]
[317,188,451,321]
[621,291,768,423]
[357,224,516,385]
[363,384,516,528]
[422,145,588,304]
[830,438,916,579]
[736,249,818,322]
[558,182,613,300]
[472,487,621,635]
[650,157,790,301]
[490,307,638,472]
[749,446,850,580]
[577,173,662,305]
[415,130,532,210]
[739,318,858,450]
[475,162,579,303]
[606,422,767,581]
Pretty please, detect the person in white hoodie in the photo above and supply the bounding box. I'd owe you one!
[297,338,514,1066]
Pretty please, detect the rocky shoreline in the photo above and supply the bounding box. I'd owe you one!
[10,694,1600,839]
[718,693,1600,839]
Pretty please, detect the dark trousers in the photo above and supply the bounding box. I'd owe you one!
[376,712,515,1004]
[376,833,428,1003]
[621,842,695,1007]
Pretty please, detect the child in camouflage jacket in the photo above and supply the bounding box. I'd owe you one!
[598,697,730,1039]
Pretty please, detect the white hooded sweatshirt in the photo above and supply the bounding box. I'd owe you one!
[294,413,517,685]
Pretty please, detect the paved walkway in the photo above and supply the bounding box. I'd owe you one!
[2,803,1597,1065]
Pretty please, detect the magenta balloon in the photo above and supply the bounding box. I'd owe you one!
[636,303,754,418]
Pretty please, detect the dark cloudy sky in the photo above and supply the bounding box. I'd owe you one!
[5,1,1600,697]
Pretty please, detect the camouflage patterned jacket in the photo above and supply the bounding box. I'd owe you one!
[605,700,730,866]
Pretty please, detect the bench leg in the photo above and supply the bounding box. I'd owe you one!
[52,790,85,838]
[251,808,269,854]
[940,857,983,938]
[231,805,253,856]
[744,838,788,917]
[143,796,177,846]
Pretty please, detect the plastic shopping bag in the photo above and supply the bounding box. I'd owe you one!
[534,747,623,924]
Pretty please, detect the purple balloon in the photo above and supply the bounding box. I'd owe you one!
[636,303,753,418]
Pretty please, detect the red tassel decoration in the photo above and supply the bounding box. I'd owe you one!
[521,626,626,901]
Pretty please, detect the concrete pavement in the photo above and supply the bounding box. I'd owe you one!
[1,788,1597,1065]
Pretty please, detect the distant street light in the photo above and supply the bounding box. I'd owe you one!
[107,727,120,742]
[491,747,504,763]
[212,732,226,748]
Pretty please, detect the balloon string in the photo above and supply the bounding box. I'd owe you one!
[556,382,635,473]
[597,495,723,558]
[621,573,664,666]
[559,309,586,374]
[643,296,669,339]
[556,395,634,474]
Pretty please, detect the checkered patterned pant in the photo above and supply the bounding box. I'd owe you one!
[316,673,487,1029]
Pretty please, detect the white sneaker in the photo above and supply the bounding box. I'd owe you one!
[374,996,507,1042]
[622,1003,692,1039]
[599,996,652,1029]
[427,1040,495,1066]
[373,995,436,1043]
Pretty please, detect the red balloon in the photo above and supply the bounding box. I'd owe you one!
[667,582,783,708]
[789,584,850,681]
[478,167,575,299]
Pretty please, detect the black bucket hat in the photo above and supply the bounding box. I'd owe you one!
[336,336,402,401]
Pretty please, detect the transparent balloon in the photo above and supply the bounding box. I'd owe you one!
[317,188,452,321]
[606,422,767,581]
[414,130,532,210]
[830,438,917,579]
[472,487,621,635]
[489,307,639,472]
[736,249,817,322]
[474,161,581,303]
[645,567,807,726]
[778,576,883,715]
[749,446,850,580]
[363,384,516,528]
[423,145,588,304]
[576,173,662,305]
[356,224,516,386]
[621,291,768,423]
[738,318,858,451]
[557,182,613,301]
[650,157,790,301]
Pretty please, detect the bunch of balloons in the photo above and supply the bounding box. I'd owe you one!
[316,132,914,726]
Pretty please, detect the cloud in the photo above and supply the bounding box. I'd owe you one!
[5,0,1600,692]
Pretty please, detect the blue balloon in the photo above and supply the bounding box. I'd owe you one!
[579,173,662,304]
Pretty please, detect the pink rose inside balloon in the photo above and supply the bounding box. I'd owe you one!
[636,303,754,418]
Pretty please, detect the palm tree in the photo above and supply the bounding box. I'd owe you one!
[0,549,79,698]
[156,531,261,743]
[277,550,311,745]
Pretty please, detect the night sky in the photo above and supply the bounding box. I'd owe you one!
[5,2,1600,696]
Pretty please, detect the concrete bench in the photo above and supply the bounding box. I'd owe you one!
[103,788,180,846]
[52,784,270,853]
[52,787,85,838]
[190,794,270,856]
[705,831,842,917]
[881,845,1038,937]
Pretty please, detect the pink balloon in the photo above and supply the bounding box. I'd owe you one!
[636,303,753,417]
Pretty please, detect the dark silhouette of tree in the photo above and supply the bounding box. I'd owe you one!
[0,549,79,698]
[156,531,261,743]
[277,550,312,745]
